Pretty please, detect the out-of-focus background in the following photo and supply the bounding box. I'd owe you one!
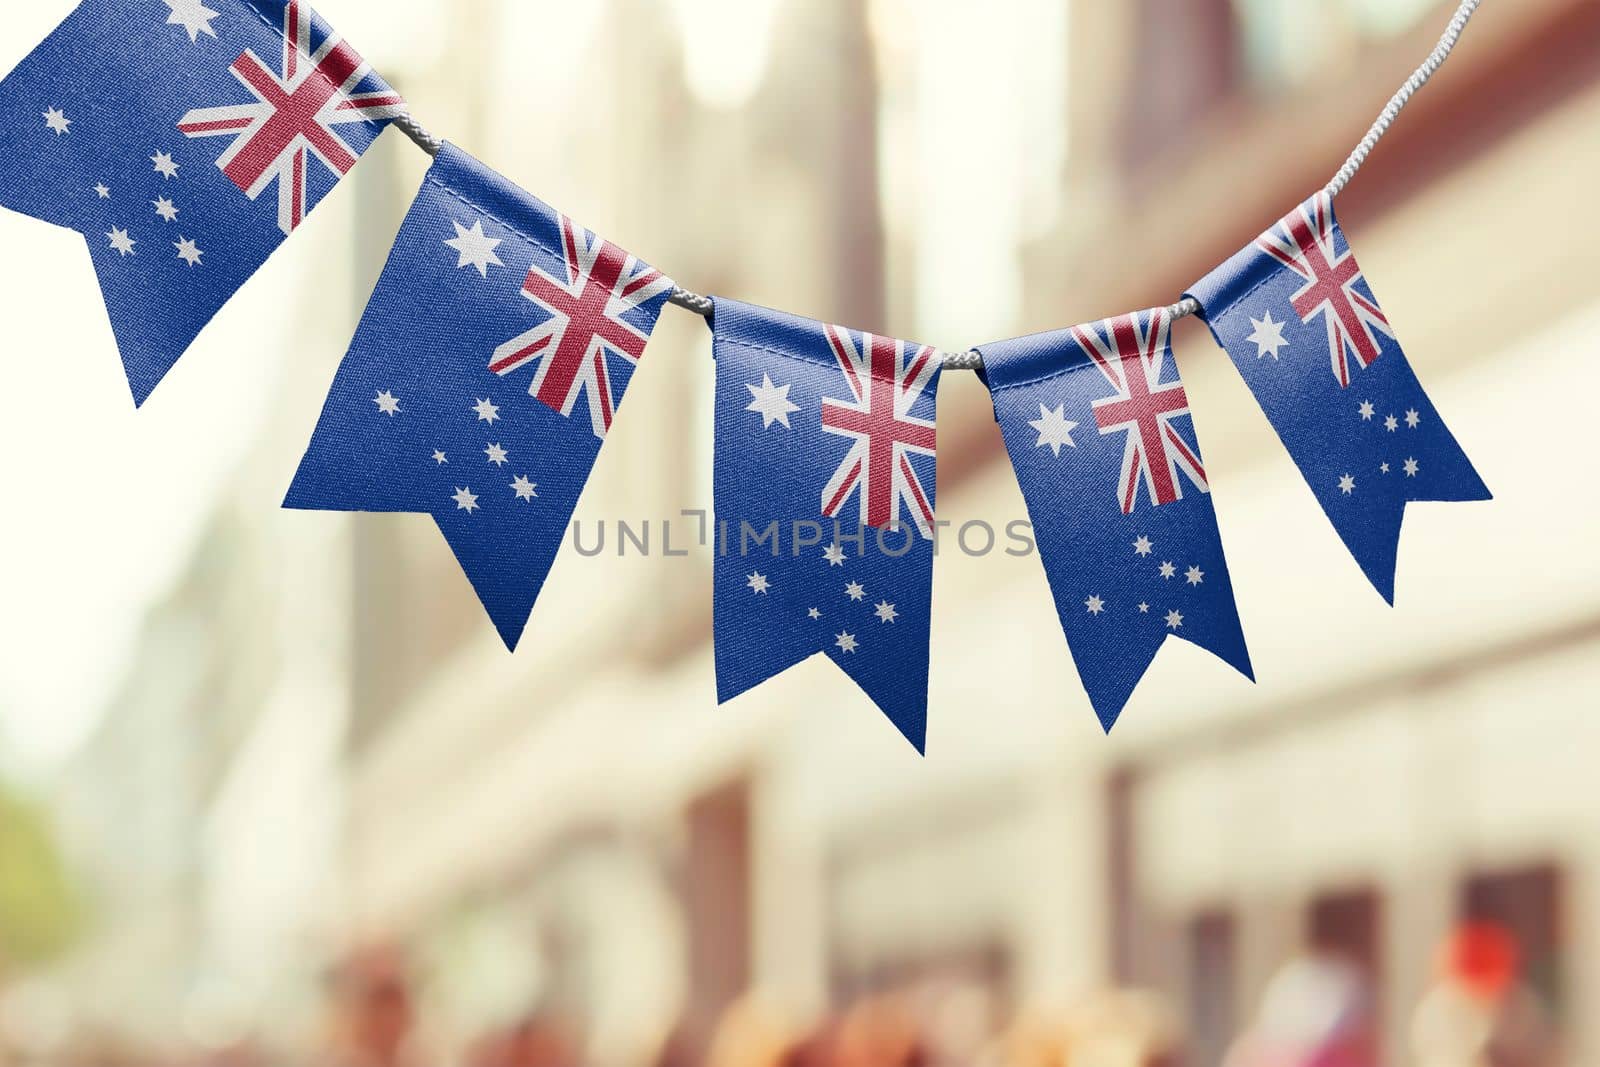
[0,0,1597,1064]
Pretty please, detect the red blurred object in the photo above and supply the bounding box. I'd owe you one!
[1441,922,1521,1002]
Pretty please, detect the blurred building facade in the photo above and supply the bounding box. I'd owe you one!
[13,0,1600,1063]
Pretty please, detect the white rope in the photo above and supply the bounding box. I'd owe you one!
[1326,0,1483,199]
[389,0,1485,365]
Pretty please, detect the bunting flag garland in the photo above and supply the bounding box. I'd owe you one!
[977,310,1253,730]
[0,0,401,404]
[1185,193,1491,602]
[0,0,1497,742]
[712,300,941,751]
[286,142,674,649]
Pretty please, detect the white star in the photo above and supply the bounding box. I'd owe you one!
[1404,457,1420,478]
[874,601,898,624]
[1405,409,1422,429]
[808,608,822,621]
[165,0,220,42]
[746,374,801,429]
[485,443,509,466]
[845,581,866,602]
[1165,610,1184,631]
[511,475,538,502]
[835,632,859,654]
[94,183,110,199]
[1138,603,1150,614]
[822,543,847,567]
[443,219,504,277]
[1358,400,1375,421]
[1186,565,1206,587]
[1159,561,1177,580]
[1380,463,1391,475]
[151,151,180,179]
[747,572,771,595]
[373,390,400,416]
[174,236,203,266]
[43,107,70,135]
[1133,535,1154,558]
[1030,403,1079,457]
[1246,312,1290,360]
[106,227,136,257]
[432,450,448,465]
[473,398,500,424]
[153,196,179,222]
[452,487,479,513]
[1338,474,1356,495]
[1385,415,1399,433]
[1085,595,1106,616]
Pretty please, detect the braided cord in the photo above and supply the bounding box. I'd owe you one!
[389,0,1485,367]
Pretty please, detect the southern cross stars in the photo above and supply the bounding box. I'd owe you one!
[1085,594,1106,616]
[823,543,847,567]
[835,632,859,654]
[747,572,771,595]
[43,107,70,135]
[154,197,179,223]
[444,219,504,277]
[373,390,401,416]
[1133,535,1154,557]
[1185,565,1205,587]
[1159,561,1177,580]
[485,443,509,466]
[152,151,180,179]
[1385,414,1400,433]
[746,374,800,429]
[165,0,221,42]
[808,608,822,620]
[511,476,538,502]
[1165,610,1184,631]
[474,398,501,423]
[874,601,898,624]
[432,450,449,465]
[1404,457,1420,478]
[1030,403,1078,457]
[1405,409,1422,429]
[1338,473,1356,495]
[452,487,479,513]
[1359,400,1375,421]
[106,228,136,257]
[845,581,866,602]
[94,183,111,199]
[174,236,203,266]
[1246,311,1289,360]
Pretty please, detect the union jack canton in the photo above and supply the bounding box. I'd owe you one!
[978,309,1253,731]
[1188,193,1491,602]
[288,144,674,649]
[0,0,399,403]
[712,300,942,753]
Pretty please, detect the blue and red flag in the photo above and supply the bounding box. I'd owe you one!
[978,308,1253,730]
[1187,193,1491,601]
[0,0,400,403]
[712,300,941,752]
[287,143,674,648]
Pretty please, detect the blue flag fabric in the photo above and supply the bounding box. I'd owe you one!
[287,143,675,648]
[1187,193,1491,602]
[712,300,941,752]
[0,0,400,404]
[977,309,1253,731]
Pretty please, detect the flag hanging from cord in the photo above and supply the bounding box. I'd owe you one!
[286,142,674,648]
[711,300,942,752]
[1187,193,1491,602]
[978,309,1253,730]
[0,0,401,403]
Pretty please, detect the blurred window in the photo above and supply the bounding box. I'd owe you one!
[681,780,753,1056]
[1120,0,1242,172]
[1462,865,1565,1016]
[1186,910,1237,1067]
[1308,887,1383,982]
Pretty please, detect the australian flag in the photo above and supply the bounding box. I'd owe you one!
[0,0,401,403]
[1187,192,1491,602]
[978,309,1253,731]
[712,300,941,752]
[287,143,674,648]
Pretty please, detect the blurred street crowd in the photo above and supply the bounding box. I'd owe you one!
[0,923,1559,1067]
